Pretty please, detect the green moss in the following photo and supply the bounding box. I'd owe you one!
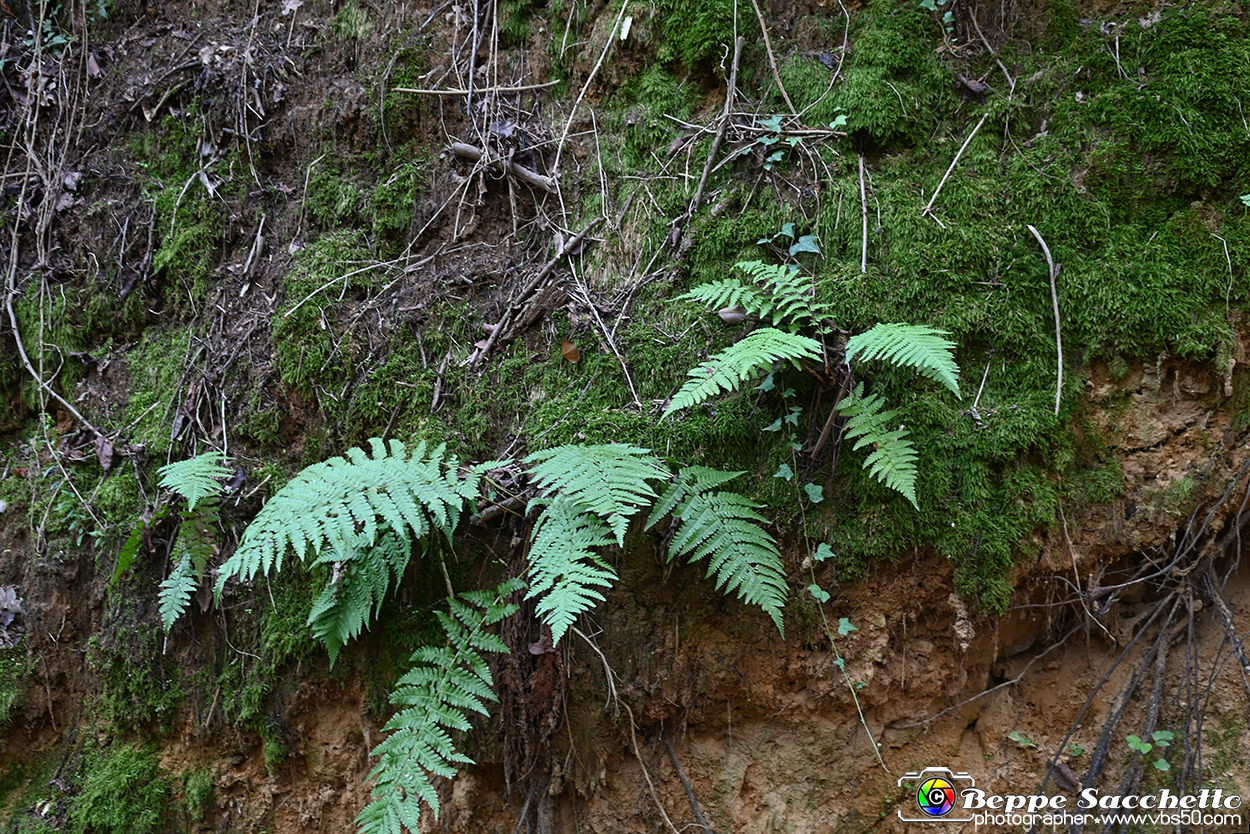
[123,328,192,460]
[656,0,733,71]
[70,744,171,834]
[181,766,214,823]
[0,648,28,726]
[621,66,698,169]
[89,591,183,730]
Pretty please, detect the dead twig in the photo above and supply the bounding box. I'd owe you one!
[1026,224,1063,416]
[858,154,868,274]
[662,728,716,834]
[690,36,744,215]
[749,0,797,116]
[921,112,989,221]
[394,80,561,95]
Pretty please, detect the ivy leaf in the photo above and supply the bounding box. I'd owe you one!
[756,373,776,392]
[837,617,857,636]
[813,542,835,563]
[1153,759,1171,772]
[1241,194,1250,207]
[830,114,848,129]
[1152,730,1173,747]
[788,235,821,257]
[807,584,830,603]
[763,417,784,432]
[779,222,796,239]
[759,114,784,132]
[803,483,825,503]
[774,463,794,481]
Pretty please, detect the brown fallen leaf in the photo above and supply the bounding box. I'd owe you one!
[561,340,580,363]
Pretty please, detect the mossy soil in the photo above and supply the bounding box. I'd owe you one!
[0,0,1247,829]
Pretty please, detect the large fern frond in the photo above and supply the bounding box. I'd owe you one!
[841,383,920,508]
[158,496,221,631]
[664,329,822,417]
[524,444,667,544]
[158,452,230,511]
[217,439,477,593]
[645,467,787,634]
[735,261,829,329]
[845,323,961,398]
[358,579,521,834]
[526,499,617,646]
[307,530,413,667]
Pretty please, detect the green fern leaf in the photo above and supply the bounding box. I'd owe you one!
[845,323,961,398]
[524,444,667,544]
[158,452,230,511]
[217,439,474,593]
[526,499,617,646]
[158,552,197,631]
[676,278,764,315]
[736,261,828,329]
[841,384,919,508]
[308,530,413,667]
[664,488,788,634]
[358,579,521,834]
[664,329,822,417]
[645,466,745,529]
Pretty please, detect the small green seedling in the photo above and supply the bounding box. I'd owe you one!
[1068,743,1086,758]
[1008,730,1038,749]
[1127,731,1173,771]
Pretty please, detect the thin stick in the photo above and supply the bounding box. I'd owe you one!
[921,112,990,219]
[551,1,630,178]
[1026,224,1063,416]
[394,80,561,95]
[690,36,744,214]
[623,702,681,834]
[749,0,797,116]
[858,154,868,274]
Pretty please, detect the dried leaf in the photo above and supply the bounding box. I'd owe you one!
[62,171,81,191]
[280,0,302,15]
[87,51,101,77]
[561,340,580,363]
[95,435,116,470]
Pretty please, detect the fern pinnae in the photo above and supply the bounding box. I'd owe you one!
[524,444,666,544]
[359,580,521,834]
[663,329,822,417]
[841,384,920,508]
[676,278,762,314]
[307,531,413,666]
[217,440,475,594]
[158,452,231,511]
[526,499,617,646]
[845,323,961,398]
[158,552,197,631]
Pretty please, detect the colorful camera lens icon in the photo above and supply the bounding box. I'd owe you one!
[897,768,976,823]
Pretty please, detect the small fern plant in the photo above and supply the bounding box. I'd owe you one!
[154,451,232,630]
[668,260,961,508]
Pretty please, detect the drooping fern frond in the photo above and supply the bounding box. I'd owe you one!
[307,530,413,667]
[526,498,617,646]
[664,329,822,417]
[840,383,920,509]
[358,578,522,834]
[158,551,197,629]
[646,468,787,635]
[524,444,667,544]
[216,439,487,593]
[845,323,961,398]
[158,452,231,511]
[735,260,829,330]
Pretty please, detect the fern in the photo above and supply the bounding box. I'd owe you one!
[155,453,228,631]
[845,323,961,398]
[679,262,828,331]
[158,452,230,511]
[525,498,617,646]
[646,467,787,634]
[735,261,829,329]
[158,551,197,628]
[358,579,522,834]
[524,444,667,544]
[664,329,822,417]
[840,383,920,509]
[676,278,765,317]
[308,530,413,667]
[217,439,488,592]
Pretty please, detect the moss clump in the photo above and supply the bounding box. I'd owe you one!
[181,766,214,823]
[122,328,192,461]
[621,66,698,169]
[0,648,28,725]
[88,592,183,730]
[70,744,171,834]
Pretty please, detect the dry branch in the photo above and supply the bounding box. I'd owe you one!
[1026,224,1063,415]
[450,142,556,193]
